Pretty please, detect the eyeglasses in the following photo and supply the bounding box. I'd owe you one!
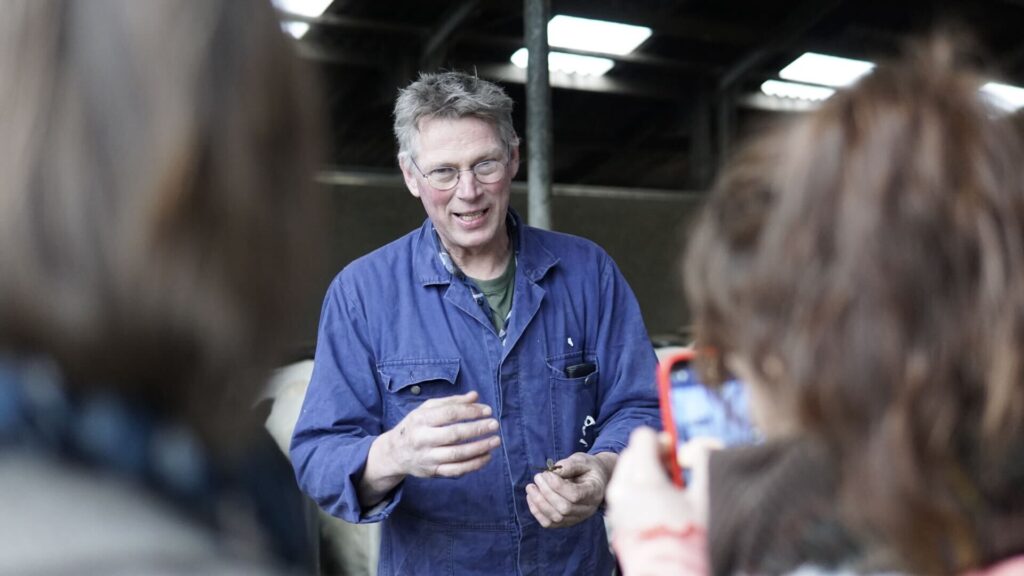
[409,152,509,191]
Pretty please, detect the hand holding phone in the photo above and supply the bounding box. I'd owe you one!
[606,427,711,575]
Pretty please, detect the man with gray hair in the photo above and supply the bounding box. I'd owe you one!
[292,71,659,575]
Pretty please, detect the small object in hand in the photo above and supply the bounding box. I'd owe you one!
[534,458,563,473]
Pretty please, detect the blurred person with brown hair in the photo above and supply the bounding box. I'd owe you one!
[612,133,865,576]
[608,36,1024,576]
[0,0,323,573]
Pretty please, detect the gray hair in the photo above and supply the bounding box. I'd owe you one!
[393,71,519,163]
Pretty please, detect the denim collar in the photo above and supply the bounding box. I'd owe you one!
[414,208,558,286]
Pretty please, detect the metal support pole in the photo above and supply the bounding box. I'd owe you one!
[690,88,713,190]
[524,0,552,230]
[717,88,735,171]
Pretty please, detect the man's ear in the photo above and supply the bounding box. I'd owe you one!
[399,155,422,198]
[508,144,521,179]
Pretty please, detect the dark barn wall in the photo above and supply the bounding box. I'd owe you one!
[532,190,701,340]
[306,179,703,345]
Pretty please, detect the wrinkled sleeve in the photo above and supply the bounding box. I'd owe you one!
[589,254,660,456]
[290,274,402,522]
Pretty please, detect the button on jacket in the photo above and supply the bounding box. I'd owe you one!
[291,212,659,575]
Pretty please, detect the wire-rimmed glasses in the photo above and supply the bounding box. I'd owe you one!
[409,150,510,191]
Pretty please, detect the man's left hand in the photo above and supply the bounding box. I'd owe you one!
[526,451,617,528]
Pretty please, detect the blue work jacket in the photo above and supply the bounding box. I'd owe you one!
[291,212,659,575]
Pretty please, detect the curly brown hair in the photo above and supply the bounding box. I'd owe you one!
[684,132,785,390]
[687,37,1024,574]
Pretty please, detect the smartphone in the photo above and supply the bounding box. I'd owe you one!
[656,348,757,487]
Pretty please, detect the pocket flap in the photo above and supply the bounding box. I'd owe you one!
[378,359,460,393]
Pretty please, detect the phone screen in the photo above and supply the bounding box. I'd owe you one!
[656,348,758,486]
[668,363,756,446]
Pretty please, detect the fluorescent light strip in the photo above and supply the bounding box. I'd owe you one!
[511,48,615,76]
[274,0,333,17]
[761,80,836,101]
[981,82,1024,112]
[779,52,875,88]
[272,0,334,39]
[773,52,1024,113]
[281,21,310,39]
[547,15,652,56]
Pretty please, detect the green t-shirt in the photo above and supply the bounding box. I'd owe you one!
[470,256,516,333]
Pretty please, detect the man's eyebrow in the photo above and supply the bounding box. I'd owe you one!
[472,148,506,164]
[426,149,505,170]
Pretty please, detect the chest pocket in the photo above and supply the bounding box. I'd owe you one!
[546,351,600,456]
[378,359,460,426]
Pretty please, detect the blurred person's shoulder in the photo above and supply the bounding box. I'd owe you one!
[0,452,293,576]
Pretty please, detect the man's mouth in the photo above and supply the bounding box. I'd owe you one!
[455,208,488,222]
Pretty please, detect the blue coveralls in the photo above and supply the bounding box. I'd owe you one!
[292,212,659,575]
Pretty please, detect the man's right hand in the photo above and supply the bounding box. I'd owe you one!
[359,391,501,507]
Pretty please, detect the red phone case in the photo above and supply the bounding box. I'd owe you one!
[656,348,697,488]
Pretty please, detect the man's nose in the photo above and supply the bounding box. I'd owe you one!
[453,170,481,199]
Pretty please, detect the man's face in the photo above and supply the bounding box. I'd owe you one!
[400,116,519,264]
